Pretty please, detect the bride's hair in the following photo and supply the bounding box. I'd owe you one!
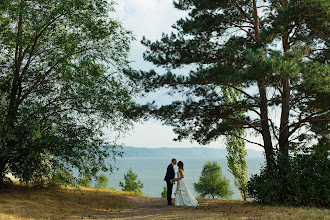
[177,161,184,171]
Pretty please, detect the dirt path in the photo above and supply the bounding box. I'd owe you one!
[94,196,328,220]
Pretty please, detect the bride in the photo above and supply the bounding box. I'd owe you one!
[174,161,198,207]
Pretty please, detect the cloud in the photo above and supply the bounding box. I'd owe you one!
[116,0,184,40]
[114,0,187,71]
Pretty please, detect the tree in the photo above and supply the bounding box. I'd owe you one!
[50,170,75,187]
[77,176,91,187]
[223,86,248,201]
[94,174,108,189]
[226,129,248,201]
[194,161,233,199]
[119,168,143,193]
[0,0,137,184]
[127,0,330,164]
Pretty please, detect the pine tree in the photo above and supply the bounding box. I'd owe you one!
[119,168,144,193]
[127,0,330,164]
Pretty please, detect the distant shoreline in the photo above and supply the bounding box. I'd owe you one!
[121,146,264,158]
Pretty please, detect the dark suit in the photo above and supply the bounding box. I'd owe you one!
[164,163,175,204]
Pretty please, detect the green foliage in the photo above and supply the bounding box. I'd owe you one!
[94,174,108,189]
[226,129,248,201]
[247,154,330,207]
[50,170,76,187]
[126,0,330,165]
[77,176,91,187]
[223,87,248,201]
[0,0,138,183]
[194,161,233,199]
[119,168,143,193]
[161,186,167,198]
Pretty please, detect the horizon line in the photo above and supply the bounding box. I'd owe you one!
[122,146,264,151]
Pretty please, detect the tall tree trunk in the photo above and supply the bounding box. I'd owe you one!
[7,13,23,128]
[252,0,260,42]
[279,78,290,156]
[0,14,23,185]
[279,0,290,156]
[258,80,274,164]
[253,0,274,164]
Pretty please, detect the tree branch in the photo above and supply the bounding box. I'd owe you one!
[227,131,264,147]
[219,83,261,106]
[289,108,330,137]
[268,119,279,141]
[223,117,262,133]
[230,0,253,23]
[204,11,257,42]
[19,46,93,104]
[21,13,66,78]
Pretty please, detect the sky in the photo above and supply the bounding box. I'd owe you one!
[108,0,264,151]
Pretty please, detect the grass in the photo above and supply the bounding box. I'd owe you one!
[0,186,139,219]
[0,186,329,219]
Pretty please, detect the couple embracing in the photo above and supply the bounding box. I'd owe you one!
[164,158,198,207]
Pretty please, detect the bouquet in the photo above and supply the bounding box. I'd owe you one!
[170,178,176,185]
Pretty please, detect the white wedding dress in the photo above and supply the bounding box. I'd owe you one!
[174,171,198,207]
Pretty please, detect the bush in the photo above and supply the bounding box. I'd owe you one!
[194,161,233,199]
[161,186,167,198]
[94,174,108,189]
[77,176,91,187]
[119,168,143,193]
[247,153,330,207]
[50,170,76,187]
[30,176,47,188]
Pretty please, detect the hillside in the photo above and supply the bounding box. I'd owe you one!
[121,146,264,158]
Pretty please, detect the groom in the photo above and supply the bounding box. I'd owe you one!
[164,158,177,205]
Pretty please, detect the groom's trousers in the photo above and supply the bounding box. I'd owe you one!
[166,181,173,204]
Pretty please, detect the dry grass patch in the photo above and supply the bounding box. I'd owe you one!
[195,199,329,220]
[0,186,141,219]
[0,187,329,220]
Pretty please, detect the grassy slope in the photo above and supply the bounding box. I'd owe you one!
[0,187,329,220]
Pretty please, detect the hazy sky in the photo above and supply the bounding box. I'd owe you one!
[109,0,264,151]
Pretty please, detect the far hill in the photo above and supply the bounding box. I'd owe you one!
[121,146,264,158]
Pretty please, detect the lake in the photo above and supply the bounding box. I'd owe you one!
[103,156,265,200]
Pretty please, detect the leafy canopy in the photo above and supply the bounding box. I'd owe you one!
[0,0,138,183]
[94,174,109,189]
[194,161,233,199]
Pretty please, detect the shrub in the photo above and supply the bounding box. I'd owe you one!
[94,174,108,189]
[119,168,143,193]
[50,170,76,187]
[78,176,91,187]
[247,153,330,207]
[161,186,167,198]
[194,161,233,199]
[31,176,47,188]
